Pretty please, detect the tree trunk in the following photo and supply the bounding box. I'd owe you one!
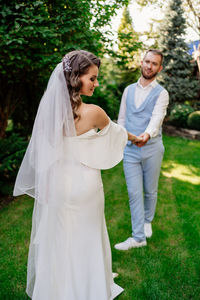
[0,87,15,138]
[0,112,8,138]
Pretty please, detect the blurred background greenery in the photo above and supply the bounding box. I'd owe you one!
[0,0,200,197]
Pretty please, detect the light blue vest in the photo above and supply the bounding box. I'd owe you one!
[125,83,164,148]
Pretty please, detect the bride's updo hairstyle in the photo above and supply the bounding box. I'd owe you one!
[62,50,101,119]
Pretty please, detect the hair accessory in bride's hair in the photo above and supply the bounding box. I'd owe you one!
[63,55,72,72]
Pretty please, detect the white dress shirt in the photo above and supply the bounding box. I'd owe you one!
[117,78,169,138]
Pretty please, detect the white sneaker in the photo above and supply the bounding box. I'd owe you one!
[112,272,118,279]
[114,237,147,251]
[144,223,152,238]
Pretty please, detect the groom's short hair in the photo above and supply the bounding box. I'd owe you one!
[144,49,164,65]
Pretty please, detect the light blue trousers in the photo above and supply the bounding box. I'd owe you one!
[123,139,164,242]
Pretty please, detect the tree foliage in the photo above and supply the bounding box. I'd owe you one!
[136,0,200,35]
[0,0,129,137]
[136,0,162,7]
[184,0,200,35]
[0,133,28,195]
[116,7,142,91]
[159,0,199,104]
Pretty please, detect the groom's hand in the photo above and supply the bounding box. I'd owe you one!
[128,132,142,143]
[135,132,150,147]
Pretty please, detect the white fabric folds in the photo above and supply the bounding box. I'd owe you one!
[13,61,128,299]
[76,121,127,169]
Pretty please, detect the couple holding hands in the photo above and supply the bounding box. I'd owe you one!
[14,49,168,299]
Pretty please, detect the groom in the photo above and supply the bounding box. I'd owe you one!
[115,49,169,250]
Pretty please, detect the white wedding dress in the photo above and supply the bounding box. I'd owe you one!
[26,121,127,300]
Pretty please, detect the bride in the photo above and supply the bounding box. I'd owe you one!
[14,50,141,300]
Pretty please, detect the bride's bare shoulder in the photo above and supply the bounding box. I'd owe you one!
[82,103,104,114]
[82,103,109,129]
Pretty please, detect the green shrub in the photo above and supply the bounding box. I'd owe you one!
[187,111,200,131]
[6,119,13,133]
[169,103,194,128]
[0,134,28,195]
[185,100,200,111]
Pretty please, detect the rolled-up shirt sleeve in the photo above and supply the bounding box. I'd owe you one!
[145,89,169,138]
[117,87,128,128]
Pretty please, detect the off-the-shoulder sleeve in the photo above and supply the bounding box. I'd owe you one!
[77,121,128,170]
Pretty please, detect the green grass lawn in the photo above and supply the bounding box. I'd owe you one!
[0,135,200,300]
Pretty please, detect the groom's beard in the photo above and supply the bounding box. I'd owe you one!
[141,68,159,80]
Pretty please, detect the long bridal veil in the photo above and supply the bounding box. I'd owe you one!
[13,62,84,297]
[13,62,77,204]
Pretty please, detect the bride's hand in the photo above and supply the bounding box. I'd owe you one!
[128,132,143,144]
